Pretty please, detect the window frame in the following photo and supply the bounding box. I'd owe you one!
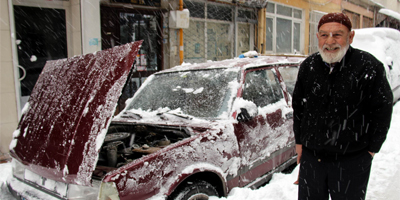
[265,2,304,54]
[308,10,326,54]
[183,0,256,63]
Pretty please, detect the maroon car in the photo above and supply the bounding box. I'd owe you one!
[7,41,303,200]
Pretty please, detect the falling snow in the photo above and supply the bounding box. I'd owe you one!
[1,28,400,200]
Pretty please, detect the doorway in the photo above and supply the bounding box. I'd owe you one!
[13,6,68,108]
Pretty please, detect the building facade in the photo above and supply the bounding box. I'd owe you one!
[1,0,400,156]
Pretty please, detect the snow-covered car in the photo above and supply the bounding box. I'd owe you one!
[6,41,304,200]
[352,27,400,102]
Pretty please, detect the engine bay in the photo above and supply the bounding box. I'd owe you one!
[93,124,190,179]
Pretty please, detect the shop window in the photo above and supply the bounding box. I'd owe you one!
[238,9,257,21]
[183,21,206,63]
[183,0,255,63]
[207,4,232,21]
[100,6,162,113]
[185,0,205,18]
[120,13,159,71]
[237,23,251,54]
[207,22,233,61]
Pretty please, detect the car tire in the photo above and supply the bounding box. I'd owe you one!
[169,180,219,200]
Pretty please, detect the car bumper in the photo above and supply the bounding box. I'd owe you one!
[7,175,61,200]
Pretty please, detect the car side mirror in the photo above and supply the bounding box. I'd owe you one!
[233,98,258,122]
[237,108,255,122]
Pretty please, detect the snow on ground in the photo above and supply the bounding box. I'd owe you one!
[0,162,13,199]
[1,103,400,199]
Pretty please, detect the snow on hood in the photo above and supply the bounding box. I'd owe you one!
[9,41,142,186]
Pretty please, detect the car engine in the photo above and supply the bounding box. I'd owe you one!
[93,124,190,179]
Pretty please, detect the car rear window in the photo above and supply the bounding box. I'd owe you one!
[278,66,300,95]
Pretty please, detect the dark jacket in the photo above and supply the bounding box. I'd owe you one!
[293,46,393,155]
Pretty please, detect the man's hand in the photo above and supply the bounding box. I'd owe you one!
[296,144,302,164]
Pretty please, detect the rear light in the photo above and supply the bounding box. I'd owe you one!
[98,182,120,200]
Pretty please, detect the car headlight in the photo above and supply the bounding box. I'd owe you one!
[11,158,101,200]
[98,182,120,200]
[11,158,25,180]
[67,180,101,200]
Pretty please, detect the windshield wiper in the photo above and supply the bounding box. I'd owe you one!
[157,112,193,120]
[120,111,142,119]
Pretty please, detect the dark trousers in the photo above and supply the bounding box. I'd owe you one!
[298,148,373,200]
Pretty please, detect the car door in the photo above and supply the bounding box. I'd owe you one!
[234,66,295,187]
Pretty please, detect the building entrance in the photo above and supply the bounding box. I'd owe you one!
[13,6,68,108]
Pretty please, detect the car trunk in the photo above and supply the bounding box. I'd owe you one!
[9,41,142,186]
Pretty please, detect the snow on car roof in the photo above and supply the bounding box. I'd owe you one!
[158,55,305,74]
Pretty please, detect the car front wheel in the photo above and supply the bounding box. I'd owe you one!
[169,180,219,200]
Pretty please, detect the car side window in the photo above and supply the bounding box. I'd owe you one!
[278,65,299,96]
[242,68,283,107]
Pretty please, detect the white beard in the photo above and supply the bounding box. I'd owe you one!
[318,43,349,64]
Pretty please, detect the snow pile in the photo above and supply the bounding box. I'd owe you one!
[379,9,400,21]
[352,27,400,101]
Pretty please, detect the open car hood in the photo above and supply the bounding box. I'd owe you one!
[10,41,142,186]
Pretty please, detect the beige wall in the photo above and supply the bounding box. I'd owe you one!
[81,0,102,54]
[0,0,18,154]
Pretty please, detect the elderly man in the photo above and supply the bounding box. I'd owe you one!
[292,13,393,200]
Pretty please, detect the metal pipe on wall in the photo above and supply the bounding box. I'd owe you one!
[179,0,184,64]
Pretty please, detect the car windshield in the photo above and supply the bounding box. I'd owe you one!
[126,68,239,119]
